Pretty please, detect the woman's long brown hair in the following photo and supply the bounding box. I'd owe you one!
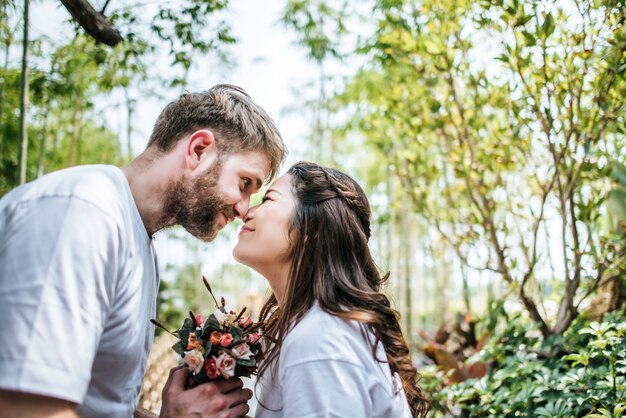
[257,161,430,417]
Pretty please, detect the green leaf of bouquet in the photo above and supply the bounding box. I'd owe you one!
[172,340,186,357]
[179,329,190,349]
[201,315,221,340]
[235,357,256,367]
[204,314,221,332]
[230,326,243,344]
[181,318,195,331]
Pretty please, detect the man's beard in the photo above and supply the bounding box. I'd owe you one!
[161,160,231,242]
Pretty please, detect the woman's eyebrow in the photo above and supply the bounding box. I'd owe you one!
[265,188,283,196]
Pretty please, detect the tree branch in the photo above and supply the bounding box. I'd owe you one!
[60,0,123,46]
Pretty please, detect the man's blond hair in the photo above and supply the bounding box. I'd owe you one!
[148,84,287,181]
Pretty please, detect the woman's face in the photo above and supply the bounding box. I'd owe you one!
[233,174,297,273]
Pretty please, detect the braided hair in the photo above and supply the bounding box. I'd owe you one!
[257,161,430,417]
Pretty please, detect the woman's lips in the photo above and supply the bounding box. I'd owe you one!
[240,225,254,234]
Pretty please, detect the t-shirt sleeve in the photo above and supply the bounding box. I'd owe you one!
[280,359,373,418]
[0,195,122,403]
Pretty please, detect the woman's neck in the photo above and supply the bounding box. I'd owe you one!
[259,262,291,306]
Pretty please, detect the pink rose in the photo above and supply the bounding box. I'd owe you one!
[183,349,204,375]
[248,332,261,344]
[220,333,233,347]
[195,314,204,328]
[238,316,253,328]
[205,356,220,379]
[216,352,236,379]
[232,343,253,360]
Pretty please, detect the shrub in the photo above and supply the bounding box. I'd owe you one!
[421,311,626,417]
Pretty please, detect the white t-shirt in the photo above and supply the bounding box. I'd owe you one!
[0,165,159,418]
[255,304,413,418]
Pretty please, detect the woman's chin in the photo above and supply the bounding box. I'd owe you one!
[232,247,250,266]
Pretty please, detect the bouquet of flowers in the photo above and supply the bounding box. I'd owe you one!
[151,277,263,387]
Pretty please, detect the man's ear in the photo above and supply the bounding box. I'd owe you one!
[184,129,217,170]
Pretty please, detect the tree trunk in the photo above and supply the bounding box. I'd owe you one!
[0,3,12,175]
[125,88,133,160]
[17,0,29,185]
[0,0,11,127]
[461,262,471,314]
[67,96,81,167]
[59,0,122,46]
[37,58,56,178]
[401,195,413,339]
[36,107,49,178]
[385,165,393,274]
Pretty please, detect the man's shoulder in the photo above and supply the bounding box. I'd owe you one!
[13,165,127,211]
[40,165,124,199]
[0,165,134,231]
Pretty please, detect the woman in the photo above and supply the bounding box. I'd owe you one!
[233,161,429,417]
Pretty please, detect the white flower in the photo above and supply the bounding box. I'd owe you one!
[183,349,204,375]
[232,343,253,360]
[214,308,227,325]
[225,312,238,325]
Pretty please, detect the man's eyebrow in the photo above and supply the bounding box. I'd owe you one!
[265,188,282,196]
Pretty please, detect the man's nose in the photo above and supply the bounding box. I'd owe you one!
[233,199,250,219]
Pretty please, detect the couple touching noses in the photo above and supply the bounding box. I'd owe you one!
[0,83,428,418]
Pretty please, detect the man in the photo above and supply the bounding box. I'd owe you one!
[0,84,287,417]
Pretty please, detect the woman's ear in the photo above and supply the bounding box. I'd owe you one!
[184,129,218,170]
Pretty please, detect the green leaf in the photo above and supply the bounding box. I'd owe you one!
[424,39,445,55]
[230,326,244,344]
[565,353,589,367]
[235,357,256,367]
[203,314,221,333]
[181,318,195,331]
[522,30,536,46]
[172,340,186,357]
[610,162,626,187]
[607,189,626,221]
[178,329,190,349]
[542,13,555,38]
[514,15,533,28]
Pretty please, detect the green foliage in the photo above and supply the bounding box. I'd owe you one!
[282,0,349,62]
[283,0,626,336]
[607,162,626,229]
[421,310,626,417]
[147,0,235,84]
[1,0,239,196]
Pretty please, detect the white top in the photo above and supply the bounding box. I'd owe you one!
[255,304,413,418]
[0,165,159,418]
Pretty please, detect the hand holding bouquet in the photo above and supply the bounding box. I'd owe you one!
[151,277,263,387]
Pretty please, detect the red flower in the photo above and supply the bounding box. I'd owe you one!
[205,356,220,379]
